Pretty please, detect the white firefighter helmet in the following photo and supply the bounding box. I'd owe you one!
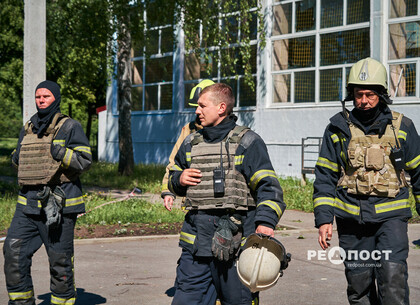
[345,57,392,104]
[237,233,290,293]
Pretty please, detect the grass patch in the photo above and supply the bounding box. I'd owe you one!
[281,177,314,212]
[76,194,185,225]
[80,162,165,193]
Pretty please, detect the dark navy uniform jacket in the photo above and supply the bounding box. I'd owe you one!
[168,117,286,256]
[313,106,420,228]
[12,116,92,215]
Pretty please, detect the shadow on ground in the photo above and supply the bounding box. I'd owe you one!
[37,288,107,305]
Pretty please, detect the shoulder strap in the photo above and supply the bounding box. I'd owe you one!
[45,113,67,135]
[226,125,249,144]
[190,131,203,146]
[24,120,32,135]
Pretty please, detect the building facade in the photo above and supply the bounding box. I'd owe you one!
[99,0,420,178]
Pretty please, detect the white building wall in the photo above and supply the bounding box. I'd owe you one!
[98,99,420,178]
[98,0,420,178]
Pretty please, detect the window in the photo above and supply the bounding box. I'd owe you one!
[388,0,420,99]
[183,5,259,108]
[271,0,370,104]
[132,4,174,111]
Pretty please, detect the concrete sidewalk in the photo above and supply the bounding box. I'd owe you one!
[1,210,420,305]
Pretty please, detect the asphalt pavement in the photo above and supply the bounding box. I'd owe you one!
[1,210,420,305]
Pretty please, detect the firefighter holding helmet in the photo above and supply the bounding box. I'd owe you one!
[313,57,420,304]
[168,83,286,304]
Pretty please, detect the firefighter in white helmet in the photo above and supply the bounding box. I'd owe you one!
[314,57,420,304]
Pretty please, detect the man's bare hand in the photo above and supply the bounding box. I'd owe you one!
[163,195,174,211]
[318,223,333,250]
[256,225,274,237]
[180,168,202,186]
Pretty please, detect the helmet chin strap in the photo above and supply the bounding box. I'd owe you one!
[341,95,353,125]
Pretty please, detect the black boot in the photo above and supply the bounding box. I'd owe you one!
[345,268,379,305]
[376,261,409,305]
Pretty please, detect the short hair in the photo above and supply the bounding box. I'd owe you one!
[200,83,235,114]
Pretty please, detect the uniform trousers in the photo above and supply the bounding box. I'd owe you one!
[3,206,77,305]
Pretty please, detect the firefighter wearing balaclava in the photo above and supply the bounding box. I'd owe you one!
[313,57,420,305]
[3,80,92,305]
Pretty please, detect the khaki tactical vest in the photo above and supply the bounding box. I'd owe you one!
[339,111,406,197]
[18,113,70,186]
[185,126,256,210]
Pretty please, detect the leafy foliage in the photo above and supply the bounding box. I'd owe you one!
[178,0,265,90]
[0,1,24,137]
[47,0,112,141]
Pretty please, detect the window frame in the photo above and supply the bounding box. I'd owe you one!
[269,0,370,107]
[386,1,420,101]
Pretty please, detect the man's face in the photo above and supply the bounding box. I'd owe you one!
[354,87,379,110]
[35,88,55,109]
[195,92,225,127]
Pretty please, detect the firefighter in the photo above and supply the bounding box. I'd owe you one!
[161,79,215,211]
[313,58,420,304]
[4,80,92,305]
[168,83,286,305]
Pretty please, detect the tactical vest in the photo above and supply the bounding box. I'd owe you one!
[18,113,71,186]
[339,111,405,198]
[185,126,256,210]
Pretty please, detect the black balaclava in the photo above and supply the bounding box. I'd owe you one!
[30,80,62,136]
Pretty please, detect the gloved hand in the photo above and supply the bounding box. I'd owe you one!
[51,144,66,161]
[229,214,243,256]
[416,204,420,217]
[37,186,65,228]
[212,214,242,261]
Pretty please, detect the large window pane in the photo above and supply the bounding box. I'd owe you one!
[389,63,416,97]
[389,22,420,59]
[320,69,343,102]
[272,36,316,70]
[221,45,257,77]
[184,53,201,81]
[161,84,173,109]
[296,0,316,32]
[273,3,292,35]
[295,71,315,103]
[239,77,257,107]
[222,15,239,42]
[132,60,143,85]
[320,28,370,65]
[321,0,343,28]
[273,74,290,103]
[132,86,143,111]
[146,56,173,83]
[161,27,174,54]
[390,0,418,18]
[347,0,370,24]
[249,11,258,41]
[145,86,158,111]
[147,30,159,54]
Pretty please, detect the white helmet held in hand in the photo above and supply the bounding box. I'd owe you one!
[237,233,291,293]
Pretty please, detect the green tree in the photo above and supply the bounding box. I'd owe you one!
[47,0,112,143]
[0,0,24,138]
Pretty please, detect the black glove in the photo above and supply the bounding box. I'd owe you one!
[51,144,66,161]
[37,186,65,228]
[416,204,420,217]
[212,214,242,261]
